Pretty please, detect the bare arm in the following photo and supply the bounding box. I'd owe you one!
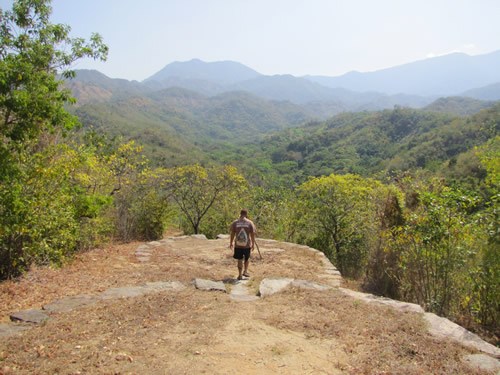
[250,231,256,250]
[250,221,256,250]
[229,223,235,248]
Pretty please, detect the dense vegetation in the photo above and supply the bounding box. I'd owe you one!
[1,0,498,343]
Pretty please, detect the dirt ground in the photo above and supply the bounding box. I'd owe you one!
[0,236,492,374]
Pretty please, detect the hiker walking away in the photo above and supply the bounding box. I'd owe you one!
[229,209,256,280]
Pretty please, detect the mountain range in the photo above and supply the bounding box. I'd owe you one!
[64,51,500,170]
[68,50,500,114]
[305,50,500,96]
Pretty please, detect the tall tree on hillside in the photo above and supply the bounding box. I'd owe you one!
[0,0,107,157]
[163,165,247,234]
[0,0,107,278]
[294,174,382,277]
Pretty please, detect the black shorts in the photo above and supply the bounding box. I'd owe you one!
[233,247,251,261]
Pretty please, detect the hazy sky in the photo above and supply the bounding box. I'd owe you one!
[2,0,499,81]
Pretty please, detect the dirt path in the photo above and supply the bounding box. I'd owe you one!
[0,236,495,374]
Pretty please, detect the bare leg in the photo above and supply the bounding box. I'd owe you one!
[243,259,249,276]
[237,259,243,279]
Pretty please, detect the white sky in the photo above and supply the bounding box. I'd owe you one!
[1,0,499,81]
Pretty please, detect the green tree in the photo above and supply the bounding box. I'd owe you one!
[466,137,499,328]
[248,185,295,241]
[294,173,382,277]
[0,0,107,155]
[0,0,107,279]
[390,181,479,316]
[163,164,247,235]
[363,184,405,298]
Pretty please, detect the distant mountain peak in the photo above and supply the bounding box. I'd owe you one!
[144,59,262,86]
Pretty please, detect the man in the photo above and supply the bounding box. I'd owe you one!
[229,209,256,280]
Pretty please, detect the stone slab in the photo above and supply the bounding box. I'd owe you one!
[194,279,227,293]
[10,309,49,324]
[463,354,500,373]
[424,312,500,357]
[291,280,331,291]
[259,278,333,297]
[258,278,294,297]
[339,288,424,314]
[99,286,149,300]
[191,234,208,240]
[43,294,100,313]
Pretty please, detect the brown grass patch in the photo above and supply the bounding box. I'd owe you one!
[0,237,492,374]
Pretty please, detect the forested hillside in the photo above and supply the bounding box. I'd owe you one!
[1,0,498,345]
[245,104,500,181]
[72,87,314,165]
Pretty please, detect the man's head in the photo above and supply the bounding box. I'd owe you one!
[240,209,248,218]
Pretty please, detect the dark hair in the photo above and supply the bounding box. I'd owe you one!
[240,209,248,217]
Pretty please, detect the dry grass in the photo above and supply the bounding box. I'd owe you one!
[258,288,482,374]
[0,237,492,374]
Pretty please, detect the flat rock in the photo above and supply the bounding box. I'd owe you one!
[194,279,227,292]
[99,286,149,300]
[191,234,208,240]
[463,354,500,372]
[339,288,424,314]
[0,323,30,338]
[424,312,500,357]
[99,282,185,300]
[258,278,332,297]
[43,294,99,313]
[291,280,331,291]
[10,309,49,324]
[258,278,294,297]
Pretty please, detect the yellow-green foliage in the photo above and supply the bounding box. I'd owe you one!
[292,173,383,277]
[161,164,247,236]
